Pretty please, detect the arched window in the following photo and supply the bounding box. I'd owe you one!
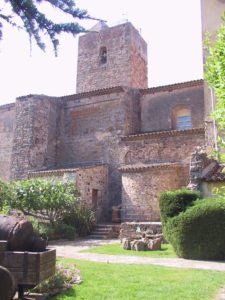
[172,106,192,130]
[100,47,107,64]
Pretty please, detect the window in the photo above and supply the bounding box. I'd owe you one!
[172,106,192,130]
[100,47,107,64]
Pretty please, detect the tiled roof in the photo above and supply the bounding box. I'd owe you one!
[119,162,181,173]
[121,127,205,141]
[60,86,125,102]
[29,164,107,177]
[140,79,203,95]
[0,103,15,110]
[202,164,225,182]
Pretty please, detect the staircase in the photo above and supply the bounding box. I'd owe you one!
[88,223,121,239]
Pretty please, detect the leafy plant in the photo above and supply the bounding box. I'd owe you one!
[0,180,12,214]
[63,205,95,236]
[205,13,225,160]
[32,262,81,294]
[10,178,80,224]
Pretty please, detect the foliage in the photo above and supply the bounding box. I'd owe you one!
[81,243,177,258]
[10,178,80,224]
[0,0,99,54]
[0,180,12,213]
[159,189,200,224]
[52,259,225,300]
[63,205,95,236]
[30,217,76,240]
[32,261,81,294]
[164,198,225,260]
[205,13,225,159]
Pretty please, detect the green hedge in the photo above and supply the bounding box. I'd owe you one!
[159,189,200,223]
[164,198,225,260]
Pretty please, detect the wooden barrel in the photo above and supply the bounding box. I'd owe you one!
[0,215,46,251]
[0,266,16,300]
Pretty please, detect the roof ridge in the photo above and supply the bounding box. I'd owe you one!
[140,79,203,95]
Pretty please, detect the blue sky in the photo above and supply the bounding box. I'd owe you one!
[0,0,203,104]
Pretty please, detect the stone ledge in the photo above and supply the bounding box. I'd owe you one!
[140,79,203,95]
[119,162,182,173]
[59,86,125,102]
[29,164,108,178]
[0,103,15,110]
[121,127,205,141]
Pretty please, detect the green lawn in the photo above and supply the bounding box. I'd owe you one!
[53,259,225,300]
[81,243,177,258]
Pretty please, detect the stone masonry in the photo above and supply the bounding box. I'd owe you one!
[0,21,206,223]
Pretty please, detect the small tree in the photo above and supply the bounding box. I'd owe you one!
[10,178,80,224]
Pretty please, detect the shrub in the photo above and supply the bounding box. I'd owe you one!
[0,180,12,213]
[159,189,201,224]
[32,262,81,294]
[63,205,95,236]
[10,179,80,224]
[165,198,225,260]
[30,217,77,240]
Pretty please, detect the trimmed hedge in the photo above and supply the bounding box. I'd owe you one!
[159,189,200,223]
[164,198,225,260]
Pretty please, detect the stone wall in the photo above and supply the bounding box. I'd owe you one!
[56,88,141,216]
[119,222,162,240]
[0,104,15,181]
[123,128,205,165]
[76,22,147,93]
[29,165,108,222]
[10,95,61,180]
[120,163,185,222]
[140,81,204,132]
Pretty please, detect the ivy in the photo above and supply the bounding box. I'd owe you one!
[205,12,225,160]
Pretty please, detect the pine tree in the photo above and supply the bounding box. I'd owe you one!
[0,0,99,54]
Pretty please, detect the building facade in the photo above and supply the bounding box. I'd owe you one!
[0,22,205,222]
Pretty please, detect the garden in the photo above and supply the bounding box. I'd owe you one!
[1,179,225,299]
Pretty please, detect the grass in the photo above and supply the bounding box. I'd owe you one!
[52,259,225,300]
[81,242,177,258]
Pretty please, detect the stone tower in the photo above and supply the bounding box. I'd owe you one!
[76,22,148,93]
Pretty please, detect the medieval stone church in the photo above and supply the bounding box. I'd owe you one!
[0,21,207,223]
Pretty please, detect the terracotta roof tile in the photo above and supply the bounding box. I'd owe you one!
[0,103,15,110]
[119,161,181,173]
[202,164,225,182]
[140,79,203,95]
[28,164,108,178]
[121,127,205,141]
[59,86,125,102]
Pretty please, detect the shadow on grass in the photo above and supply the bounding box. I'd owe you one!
[52,287,78,299]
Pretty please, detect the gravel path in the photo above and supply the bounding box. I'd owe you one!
[49,238,225,272]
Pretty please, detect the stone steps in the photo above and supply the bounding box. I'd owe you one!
[88,223,121,239]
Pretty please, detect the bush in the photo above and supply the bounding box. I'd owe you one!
[32,262,81,294]
[159,189,201,224]
[165,198,225,260]
[0,180,12,213]
[30,217,77,240]
[63,205,95,236]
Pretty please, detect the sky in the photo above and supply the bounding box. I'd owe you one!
[0,0,203,105]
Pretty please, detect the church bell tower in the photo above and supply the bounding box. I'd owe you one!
[76,22,148,93]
